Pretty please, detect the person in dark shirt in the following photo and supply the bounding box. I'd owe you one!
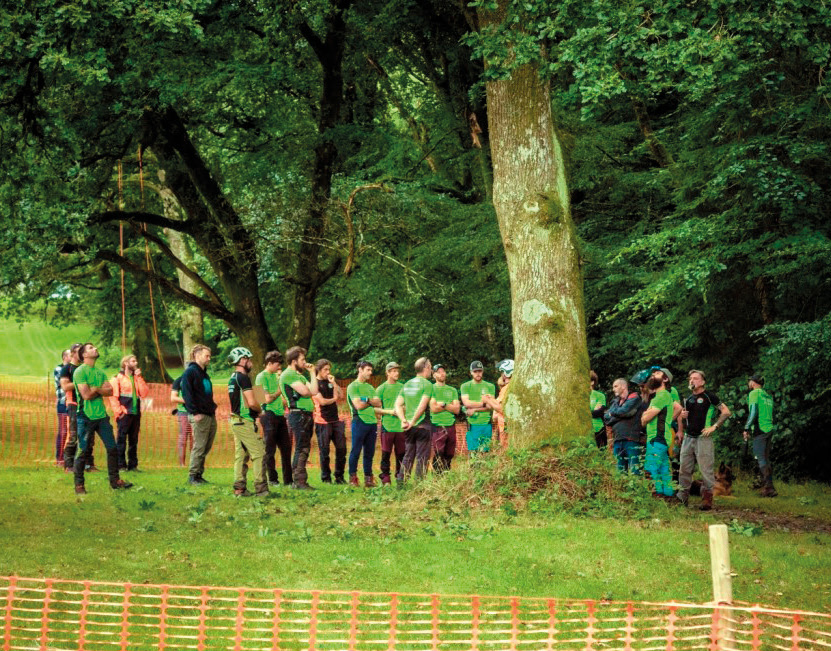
[312,359,346,484]
[227,346,267,497]
[678,369,731,510]
[180,344,217,485]
[604,378,643,475]
[59,343,96,472]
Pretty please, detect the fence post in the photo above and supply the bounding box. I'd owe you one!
[709,524,734,650]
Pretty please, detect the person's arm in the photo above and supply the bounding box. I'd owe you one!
[59,375,74,394]
[409,395,431,426]
[313,392,338,407]
[134,372,150,398]
[170,390,185,405]
[108,375,124,417]
[703,402,731,437]
[641,406,659,427]
[242,388,260,412]
[394,394,409,430]
[331,377,342,400]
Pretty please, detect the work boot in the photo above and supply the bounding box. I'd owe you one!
[760,467,777,497]
[196,474,209,484]
[699,489,713,511]
[292,482,314,491]
[86,465,99,472]
[334,476,346,485]
[111,479,133,490]
[381,475,391,486]
[234,488,253,497]
[254,482,270,497]
[677,491,689,507]
[365,475,376,488]
[349,474,360,487]
[75,484,87,495]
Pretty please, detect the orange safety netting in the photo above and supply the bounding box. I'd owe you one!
[0,378,472,468]
[1,576,829,651]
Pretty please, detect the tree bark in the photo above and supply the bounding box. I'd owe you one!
[481,3,591,445]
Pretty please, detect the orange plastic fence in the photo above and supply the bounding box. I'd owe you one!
[0,378,470,468]
[1,576,829,651]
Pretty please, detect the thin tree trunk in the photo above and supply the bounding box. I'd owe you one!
[482,3,591,445]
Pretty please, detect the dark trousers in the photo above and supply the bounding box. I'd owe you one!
[316,420,346,482]
[400,425,431,481]
[63,406,95,469]
[74,415,120,488]
[116,413,141,469]
[287,411,313,485]
[431,425,456,474]
[593,427,607,448]
[380,428,405,480]
[752,431,774,487]
[349,420,377,477]
[260,411,293,485]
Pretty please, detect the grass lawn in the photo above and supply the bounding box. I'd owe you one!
[0,466,829,613]
[0,318,95,381]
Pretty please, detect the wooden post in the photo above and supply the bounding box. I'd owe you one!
[709,524,735,649]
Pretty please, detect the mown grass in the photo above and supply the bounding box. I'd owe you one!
[0,464,828,612]
[0,318,94,381]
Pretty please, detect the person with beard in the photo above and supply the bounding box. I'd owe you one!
[227,347,267,497]
[72,343,132,494]
[256,350,293,486]
[181,344,218,485]
[280,346,319,490]
[59,343,96,472]
[641,375,680,499]
[109,354,149,471]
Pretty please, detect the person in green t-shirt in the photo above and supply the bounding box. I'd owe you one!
[429,363,460,473]
[743,374,777,497]
[375,362,405,485]
[394,357,434,481]
[279,346,319,490]
[227,347,267,497]
[71,343,132,495]
[346,360,382,487]
[590,370,607,448]
[641,375,680,498]
[460,361,497,453]
[256,350,293,487]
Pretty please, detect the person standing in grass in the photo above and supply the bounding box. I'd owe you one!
[743,374,777,498]
[641,375,680,499]
[460,361,496,453]
[170,372,192,467]
[54,349,70,466]
[347,360,381,487]
[678,369,731,510]
[604,378,643,475]
[227,347,267,497]
[280,346,319,490]
[429,363,459,474]
[312,359,346,484]
[490,359,514,449]
[109,354,149,472]
[590,370,607,448]
[60,343,96,472]
[375,362,405,486]
[256,350,293,486]
[181,344,218,485]
[72,343,132,494]
[395,357,434,481]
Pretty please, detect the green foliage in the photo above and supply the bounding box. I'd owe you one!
[728,519,763,537]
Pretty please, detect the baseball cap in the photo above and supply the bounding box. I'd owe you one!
[385,362,400,372]
[660,367,673,383]
[432,363,445,372]
[470,360,484,371]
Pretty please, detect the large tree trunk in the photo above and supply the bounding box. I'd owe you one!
[482,4,591,445]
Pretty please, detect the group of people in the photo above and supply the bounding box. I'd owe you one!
[170,345,513,497]
[589,366,777,510]
[52,342,777,506]
[53,342,140,493]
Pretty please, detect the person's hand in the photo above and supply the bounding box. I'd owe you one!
[680,409,688,419]
[401,419,411,431]
[328,373,336,383]
[194,413,204,422]
[702,426,715,437]
[742,430,749,441]
[134,368,142,376]
[304,362,314,372]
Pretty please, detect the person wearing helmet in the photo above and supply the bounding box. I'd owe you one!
[490,359,514,449]
[227,347,268,497]
[641,375,681,499]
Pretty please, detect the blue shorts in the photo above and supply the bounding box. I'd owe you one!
[466,424,492,452]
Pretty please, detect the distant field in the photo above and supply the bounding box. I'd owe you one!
[0,318,96,381]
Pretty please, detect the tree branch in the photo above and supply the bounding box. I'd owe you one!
[93,210,194,233]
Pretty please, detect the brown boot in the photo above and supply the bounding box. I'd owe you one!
[349,474,360,487]
[365,475,376,488]
[699,489,713,511]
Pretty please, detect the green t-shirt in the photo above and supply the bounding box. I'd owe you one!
[280,368,314,412]
[431,384,458,427]
[73,363,109,420]
[255,370,285,416]
[646,388,674,445]
[347,380,378,425]
[590,389,606,432]
[748,388,774,433]
[401,376,434,426]
[461,379,496,426]
[376,381,404,432]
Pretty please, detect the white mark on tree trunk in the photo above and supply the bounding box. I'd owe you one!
[521,299,553,325]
